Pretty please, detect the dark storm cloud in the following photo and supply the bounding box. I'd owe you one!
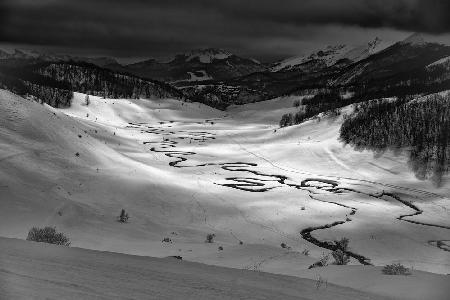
[1,0,449,60]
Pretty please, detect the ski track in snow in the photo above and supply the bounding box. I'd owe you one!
[126,121,450,266]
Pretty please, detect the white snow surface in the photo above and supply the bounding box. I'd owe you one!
[2,236,449,299]
[0,90,449,298]
[2,236,417,300]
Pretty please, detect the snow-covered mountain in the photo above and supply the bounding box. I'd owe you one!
[333,33,450,86]
[401,32,428,46]
[0,47,122,69]
[125,48,265,83]
[0,48,39,60]
[427,56,450,68]
[271,37,391,72]
[182,48,232,63]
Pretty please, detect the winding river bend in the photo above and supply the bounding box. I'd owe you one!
[128,121,450,264]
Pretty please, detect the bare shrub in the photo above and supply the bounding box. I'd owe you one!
[331,237,350,265]
[205,233,215,243]
[315,274,328,290]
[308,253,330,269]
[332,249,350,265]
[382,263,411,275]
[26,226,70,246]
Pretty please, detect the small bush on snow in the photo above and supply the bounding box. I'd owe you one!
[118,209,129,223]
[331,237,350,265]
[205,233,215,243]
[382,263,411,275]
[26,226,71,246]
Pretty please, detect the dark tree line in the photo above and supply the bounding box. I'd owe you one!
[183,84,267,110]
[25,82,72,107]
[37,62,184,100]
[340,94,450,185]
[0,69,73,107]
[279,77,450,128]
[279,91,348,127]
[0,60,184,108]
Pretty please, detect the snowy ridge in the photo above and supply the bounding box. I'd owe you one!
[184,48,232,63]
[401,33,427,45]
[427,56,450,68]
[401,32,450,46]
[271,37,391,72]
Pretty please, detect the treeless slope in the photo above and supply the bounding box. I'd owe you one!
[0,237,389,300]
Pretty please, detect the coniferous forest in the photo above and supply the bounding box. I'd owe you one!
[37,62,184,100]
[340,94,450,185]
[0,60,183,108]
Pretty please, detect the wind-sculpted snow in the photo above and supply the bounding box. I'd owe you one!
[128,121,450,267]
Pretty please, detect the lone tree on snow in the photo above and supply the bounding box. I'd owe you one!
[118,209,129,223]
[331,237,350,265]
[205,233,215,243]
[85,95,90,106]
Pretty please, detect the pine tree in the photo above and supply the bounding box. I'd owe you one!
[118,209,129,223]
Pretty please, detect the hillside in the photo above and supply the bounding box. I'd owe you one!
[0,60,184,108]
[271,37,391,72]
[180,35,450,109]
[1,88,449,299]
[1,88,449,276]
[0,237,405,300]
[2,35,450,111]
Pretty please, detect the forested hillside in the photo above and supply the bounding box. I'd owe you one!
[0,65,73,108]
[0,60,184,108]
[37,62,184,100]
[340,94,450,185]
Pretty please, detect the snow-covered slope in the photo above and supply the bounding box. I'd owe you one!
[3,236,415,300]
[271,37,391,72]
[427,56,450,68]
[0,89,449,284]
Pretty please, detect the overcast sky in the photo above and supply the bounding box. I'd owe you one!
[1,0,450,63]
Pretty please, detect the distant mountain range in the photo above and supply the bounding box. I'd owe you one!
[1,33,450,109]
[122,48,265,83]
[270,37,392,72]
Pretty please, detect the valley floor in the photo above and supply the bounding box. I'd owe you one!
[0,90,449,298]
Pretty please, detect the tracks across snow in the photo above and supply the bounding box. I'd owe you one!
[127,121,450,264]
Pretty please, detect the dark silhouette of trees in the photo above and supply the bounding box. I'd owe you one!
[0,60,184,108]
[340,94,450,185]
[279,113,293,127]
[0,66,73,107]
[37,61,184,100]
[26,226,71,246]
